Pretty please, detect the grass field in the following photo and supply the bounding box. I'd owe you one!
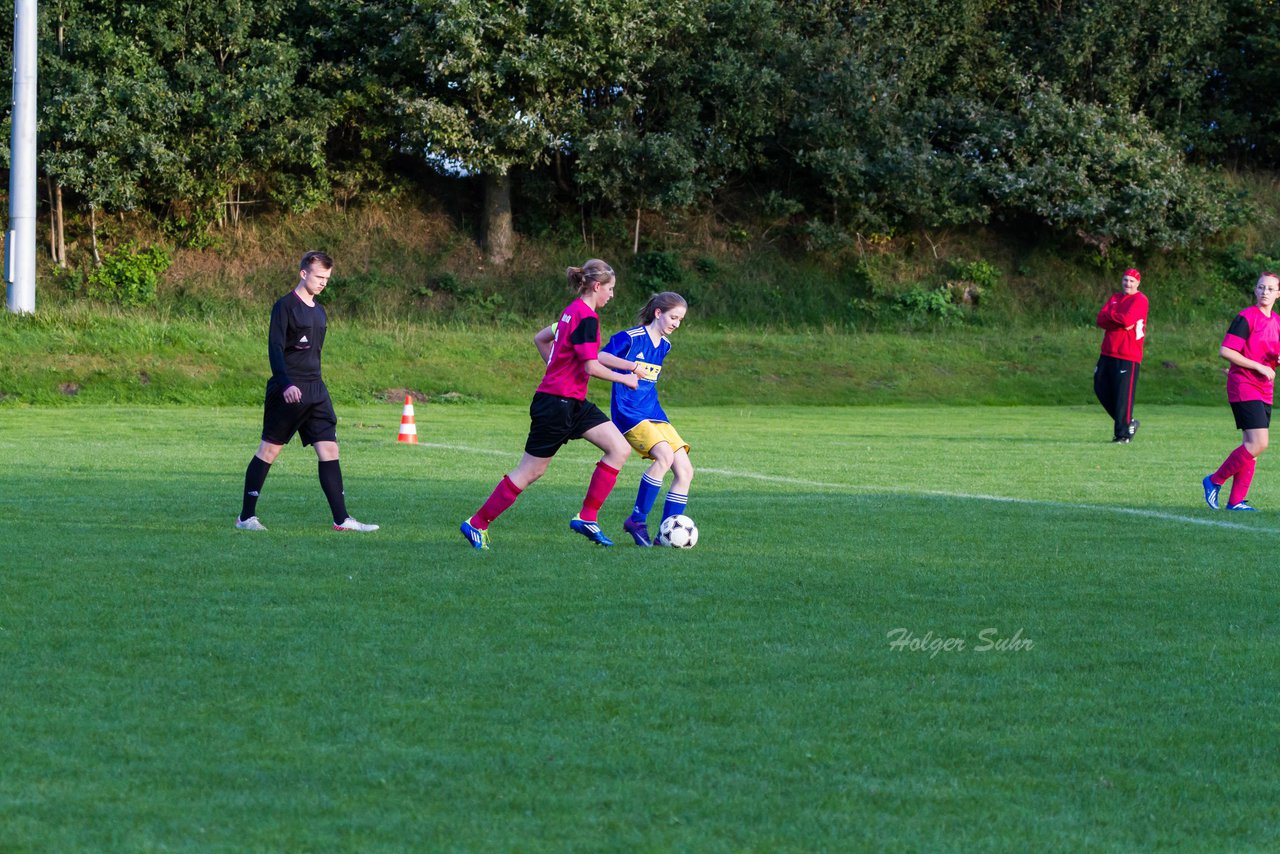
[2,402,1279,850]
[0,307,1238,408]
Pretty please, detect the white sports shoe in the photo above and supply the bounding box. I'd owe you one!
[235,516,267,531]
[334,517,379,532]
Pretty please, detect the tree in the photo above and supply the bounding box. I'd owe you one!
[285,0,420,208]
[971,83,1235,252]
[575,0,788,251]
[778,0,1005,233]
[1188,0,1280,166]
[134,0,331,223]
[774,0,1236,250]
[40,1,174,262]
[391,0,682,263]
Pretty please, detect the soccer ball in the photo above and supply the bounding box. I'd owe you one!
[658,514,699,549]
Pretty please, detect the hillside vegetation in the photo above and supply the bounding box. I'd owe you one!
[8,0,1280,267]
[8,1,1280,411]
[6,170,1280,408]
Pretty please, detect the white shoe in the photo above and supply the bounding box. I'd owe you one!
[235,516,267,531]
[334,517,379,532]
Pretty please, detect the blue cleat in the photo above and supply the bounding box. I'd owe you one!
[623,517,653,547]
[460,519,491,550]
[1226,501,1258,511]
[569,516,614,546]
[1202,475,1220,511]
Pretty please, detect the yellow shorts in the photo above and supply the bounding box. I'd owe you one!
[624,420,690,460]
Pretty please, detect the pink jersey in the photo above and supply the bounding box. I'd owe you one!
[1223,306,1280,403]
[535,298,600,399]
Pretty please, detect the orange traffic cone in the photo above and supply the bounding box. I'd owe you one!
[397,394,418,444]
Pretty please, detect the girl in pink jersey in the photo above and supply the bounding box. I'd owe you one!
[1202,271,1280,511]
[460,260,642,549]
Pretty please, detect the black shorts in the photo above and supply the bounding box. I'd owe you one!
[524,391,610,458]
[261,380,338,446]
[1231,400,1272,431]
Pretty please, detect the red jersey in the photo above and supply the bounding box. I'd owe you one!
[535,298,600,400]
[1096,291,1149,362]
[1223,306,1280,404]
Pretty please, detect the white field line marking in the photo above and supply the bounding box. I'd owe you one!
[420,442,512,458]
[919,489,1270,532]
[421,443,1273,533]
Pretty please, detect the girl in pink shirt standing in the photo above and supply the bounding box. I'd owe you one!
[460,260,642,549]
[1203,271,1280,511]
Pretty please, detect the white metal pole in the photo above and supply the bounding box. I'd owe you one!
[6,0,37,314]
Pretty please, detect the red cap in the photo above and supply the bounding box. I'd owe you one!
[1124,268,1141,281]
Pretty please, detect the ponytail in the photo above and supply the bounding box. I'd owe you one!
[637,291,688,326]
[567,259,615,294]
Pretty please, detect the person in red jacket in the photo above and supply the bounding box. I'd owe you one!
[1094,268,1149,443]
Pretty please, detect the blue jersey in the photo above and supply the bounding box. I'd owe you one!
[603,326,672,432]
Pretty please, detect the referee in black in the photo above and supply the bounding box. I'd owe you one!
[235,250,379,532]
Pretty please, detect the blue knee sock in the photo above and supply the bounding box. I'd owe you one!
[632,473,663,521]
[662,490,688,521]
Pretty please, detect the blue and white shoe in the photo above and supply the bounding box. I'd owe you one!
[1202,475,1220,511]
[570,516,614,546]
[623,517,653,547]
[460,519,490,550]
[1226,501,1258,511]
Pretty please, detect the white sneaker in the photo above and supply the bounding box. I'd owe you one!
[235,516,267,531]
[334,517,379,532]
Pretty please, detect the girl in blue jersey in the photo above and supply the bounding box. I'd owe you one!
[603,292,691,547]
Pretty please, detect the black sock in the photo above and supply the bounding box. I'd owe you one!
[319,459,348,524]
[240,456,271,521]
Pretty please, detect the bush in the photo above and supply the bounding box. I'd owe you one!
[897,286,965,325]
[320,270,398,315]
[86,243,172,307]
[974,84,1238,252]
[947,258,1001,308]
[631,251,683,290]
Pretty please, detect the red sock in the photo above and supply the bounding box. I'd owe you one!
[1212,445,1254,486]
[1228,452,1258,506]
[578,461,620,522]
[471,476,522,529]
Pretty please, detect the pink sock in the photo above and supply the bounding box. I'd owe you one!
[579,461,620,522]
[471,476,522,529]
[1212,445,1253,485]
[1228,453,1258,506]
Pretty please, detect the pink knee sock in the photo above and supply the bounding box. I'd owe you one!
[579,461,620,522]
[471,475,522,529]
[1212,445,1254,486]
[1228,453,1258,506]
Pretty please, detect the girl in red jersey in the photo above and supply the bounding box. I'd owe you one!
[460,260,642,549]
[1202,271,1280,511]
[1094,268,1148,443]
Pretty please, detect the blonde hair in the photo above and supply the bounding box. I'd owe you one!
[566,259,615,294]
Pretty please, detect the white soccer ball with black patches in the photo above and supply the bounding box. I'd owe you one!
[658,514,699,549]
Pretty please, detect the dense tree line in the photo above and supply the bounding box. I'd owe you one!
[2,0,1278,264]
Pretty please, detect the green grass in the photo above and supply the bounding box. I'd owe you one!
[0,306,1239,407]
[2,402,1278,850]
